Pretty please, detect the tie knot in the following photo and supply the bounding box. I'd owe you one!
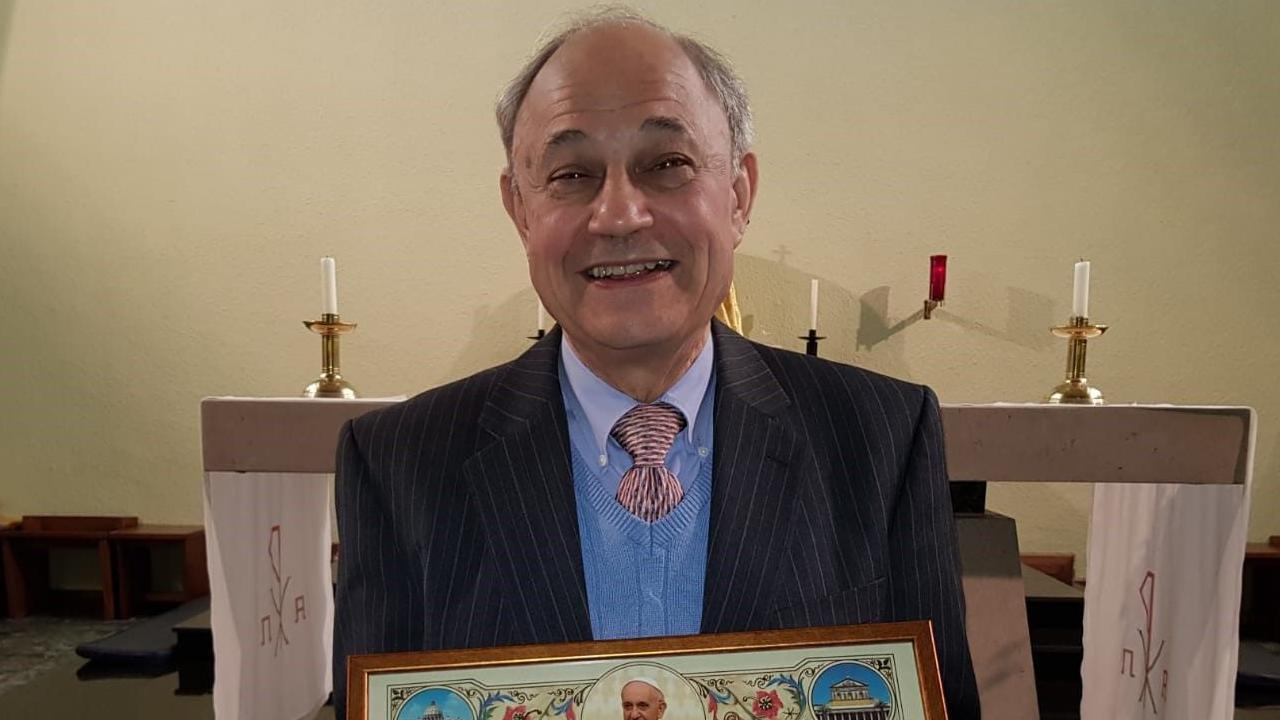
[610,402,687,467]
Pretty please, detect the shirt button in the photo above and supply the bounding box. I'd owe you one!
[698,447,709,457]
[598,454,608,467]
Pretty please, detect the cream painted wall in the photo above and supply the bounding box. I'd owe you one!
[1,1,1276,578]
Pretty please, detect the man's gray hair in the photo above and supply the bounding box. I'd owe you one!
[495,7,754,171]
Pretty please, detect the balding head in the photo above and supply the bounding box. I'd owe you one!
[495,8,753,172]
[510,21,729,182]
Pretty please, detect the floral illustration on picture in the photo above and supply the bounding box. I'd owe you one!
[387,657,900,720]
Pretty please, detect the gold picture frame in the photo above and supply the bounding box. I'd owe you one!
[348,621,948,720]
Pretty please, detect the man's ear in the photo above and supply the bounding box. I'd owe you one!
[500,169,530,249]
[730,152,759,249]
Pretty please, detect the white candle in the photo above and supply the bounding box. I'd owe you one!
[809,279,819,331]
[1072,260,1090,318]
[537,300,546,331]
[321,256,338,315]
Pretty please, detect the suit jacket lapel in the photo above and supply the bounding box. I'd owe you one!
[461,327,593,643]
[702,321,814,632]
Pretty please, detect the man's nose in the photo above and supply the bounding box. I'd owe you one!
[588,171,654,236]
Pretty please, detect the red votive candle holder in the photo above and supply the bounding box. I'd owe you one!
[929,255,947,302]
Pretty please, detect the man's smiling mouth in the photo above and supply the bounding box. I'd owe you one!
[584,259,676,280]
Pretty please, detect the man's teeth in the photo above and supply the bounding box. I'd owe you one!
[587,260,674,279]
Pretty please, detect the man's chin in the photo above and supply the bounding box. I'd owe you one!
[569,321,699,355]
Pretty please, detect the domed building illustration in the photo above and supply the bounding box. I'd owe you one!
[813,677,891,720]
[416,699,469,720]
[394,687,475,720]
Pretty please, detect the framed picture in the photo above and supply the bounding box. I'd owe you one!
[348,621,948,720]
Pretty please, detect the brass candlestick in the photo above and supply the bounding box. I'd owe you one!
[1046,315,1107,404]
[302,313,358,398]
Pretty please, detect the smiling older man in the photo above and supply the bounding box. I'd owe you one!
[333,9,978,719]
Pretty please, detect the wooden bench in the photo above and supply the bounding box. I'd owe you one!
[111,524,208,618]
[0,516,209,619]
[0,515,137,619]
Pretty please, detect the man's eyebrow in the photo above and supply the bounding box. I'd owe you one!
[543,128,587,155]
[640,116,688,135]
[536,118,687,166]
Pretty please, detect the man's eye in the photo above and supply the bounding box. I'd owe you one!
[651,156,691,172]
[550,170,590,183]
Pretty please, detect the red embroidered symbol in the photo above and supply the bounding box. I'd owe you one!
[258,524,308,657]
[1120,571,1167,714]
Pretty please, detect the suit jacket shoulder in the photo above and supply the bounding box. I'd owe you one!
[347,359,503,457]
[748,341,931,475]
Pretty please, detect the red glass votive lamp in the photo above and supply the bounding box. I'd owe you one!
[929,255,947,303]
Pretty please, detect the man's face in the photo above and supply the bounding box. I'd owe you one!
[501,24,757,358]
[620,681,667,720]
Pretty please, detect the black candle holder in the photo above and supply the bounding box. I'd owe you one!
[527,328,547,341]
[797,329,826,357]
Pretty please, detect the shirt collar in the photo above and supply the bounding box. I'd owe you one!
[560,326,714,455]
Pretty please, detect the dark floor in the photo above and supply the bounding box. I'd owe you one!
[0,615,135,696]
[1,614,1277,719]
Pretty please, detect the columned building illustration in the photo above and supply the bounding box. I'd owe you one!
[814,677,891,720]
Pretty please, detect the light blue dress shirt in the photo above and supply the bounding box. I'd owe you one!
[559,330,715,492]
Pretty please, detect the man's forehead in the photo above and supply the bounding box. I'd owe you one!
[540,115,690,156]
[512,24,725,159]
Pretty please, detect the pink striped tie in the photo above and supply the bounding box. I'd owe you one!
[611,402,687,522]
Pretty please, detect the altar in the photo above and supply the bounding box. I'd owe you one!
[200,398,1254,720]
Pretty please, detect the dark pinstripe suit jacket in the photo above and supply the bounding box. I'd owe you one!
[333,322,979,718]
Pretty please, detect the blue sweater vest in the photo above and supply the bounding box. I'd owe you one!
[572,449,712,639]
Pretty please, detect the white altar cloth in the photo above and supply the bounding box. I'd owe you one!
[204,471,333,720]
[1081,408,1255,720]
